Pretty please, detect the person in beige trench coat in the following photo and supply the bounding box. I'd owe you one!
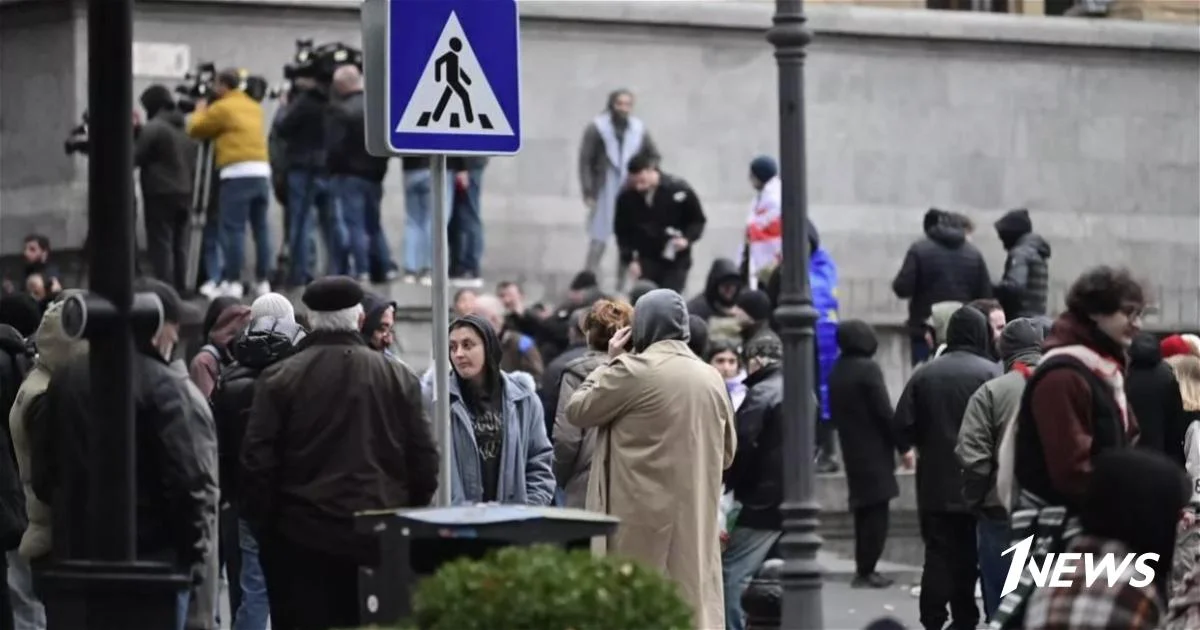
[566,289,737,630]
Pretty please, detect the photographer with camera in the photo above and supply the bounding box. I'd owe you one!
[135,85,197,294]
[187,68,274,300]
[275,70,345,287]
[327,65,391,282]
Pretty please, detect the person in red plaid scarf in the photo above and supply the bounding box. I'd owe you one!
[1022,449,1188,630]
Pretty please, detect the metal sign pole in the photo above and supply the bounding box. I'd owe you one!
[430,154,453,507]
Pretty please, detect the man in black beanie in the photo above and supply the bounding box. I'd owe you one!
[733,289,774,345]
[136,84,197,293]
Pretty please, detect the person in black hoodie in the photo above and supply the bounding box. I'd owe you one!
[893,306,1000,630]
[829,320,911,589]
[687,258,742,323]
[538,309,589,440]
[327,66,392,282]
[211,314,306,630]
[1127,331,1188,466]
[993,208,1051,320]
[722,332,786,630]
[892,209,993,366]
[359,293,398,358]
[136,85,197,293]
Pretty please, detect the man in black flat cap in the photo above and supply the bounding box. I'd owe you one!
[240,276,438,630]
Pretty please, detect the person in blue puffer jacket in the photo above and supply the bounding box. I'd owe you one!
[763,221,842,472]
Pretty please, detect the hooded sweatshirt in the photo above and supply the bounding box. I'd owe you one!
[632,289,691,353]
[894,306,1001,512]
[957,317,1044,517]
[686,258,741,323]
[450,314,507,502]
[926,300,964,361]
[361,293,398,356]
[994,209,1052,319]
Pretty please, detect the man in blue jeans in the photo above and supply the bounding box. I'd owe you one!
[327,65,391,282]
[721,335,788,630]
[955,317,1045,620]
[400,156,452,285]
[210,295,308,630]
[448,156,488,287]
[275,74,346,286]
[187,68,274,300]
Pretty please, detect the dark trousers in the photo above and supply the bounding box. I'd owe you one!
[259,534,358,630]
[853,502,889,577]
[143,194,191,293]
[639,258,689,293]
[918,511,979,630]
[219,504,243,616]
[910,334,932,367]
[0,550,11,630]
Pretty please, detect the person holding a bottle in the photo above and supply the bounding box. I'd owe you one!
[612,154,707,293]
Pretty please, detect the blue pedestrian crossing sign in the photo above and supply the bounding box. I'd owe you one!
[386,0,522,156]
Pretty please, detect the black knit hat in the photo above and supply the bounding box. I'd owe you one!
[736,289,773,322]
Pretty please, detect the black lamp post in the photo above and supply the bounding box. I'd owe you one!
[767,0,824,628]
[35,0,191,626]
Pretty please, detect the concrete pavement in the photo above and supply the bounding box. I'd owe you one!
[823,579,921,630]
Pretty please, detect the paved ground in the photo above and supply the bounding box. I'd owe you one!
[823,579,921,629]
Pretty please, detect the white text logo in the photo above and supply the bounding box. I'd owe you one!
[999,535,1157,597]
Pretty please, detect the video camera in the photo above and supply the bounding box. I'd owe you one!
[64,110,89,156]
[175,62,269,113]
[271,39,363,100]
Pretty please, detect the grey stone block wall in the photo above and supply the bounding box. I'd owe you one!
[2,0,1197,327]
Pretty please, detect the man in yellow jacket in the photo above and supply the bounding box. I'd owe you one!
[187,68,274,300]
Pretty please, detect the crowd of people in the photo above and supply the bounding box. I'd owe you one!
[0,64,1195,630]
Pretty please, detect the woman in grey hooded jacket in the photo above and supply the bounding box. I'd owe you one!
[445,314,555,506]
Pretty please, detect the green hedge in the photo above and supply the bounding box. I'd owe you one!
[404,544,694,630]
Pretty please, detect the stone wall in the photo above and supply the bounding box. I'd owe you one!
[2,0,1197,330]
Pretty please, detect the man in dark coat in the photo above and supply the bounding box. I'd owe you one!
[893,306,1000,630]
[241,277,437,630]
[539,309,588,440]
[136,84,197,292]
[722,333,786,630]
[892,208,993,366]
[37,278,217,628]
[614,154,707,293]
[993,208,1051,320]
[829,320,910,589]
[1126,331,1187,466]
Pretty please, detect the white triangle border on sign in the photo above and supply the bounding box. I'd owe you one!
[394,10,513,136]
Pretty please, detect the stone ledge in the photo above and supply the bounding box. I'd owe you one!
[115,0,1200,53]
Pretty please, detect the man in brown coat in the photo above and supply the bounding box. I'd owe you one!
[241,276,438,630]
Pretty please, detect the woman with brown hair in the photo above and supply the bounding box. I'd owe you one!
[552,298,633,508]
[1168,354,1200,629]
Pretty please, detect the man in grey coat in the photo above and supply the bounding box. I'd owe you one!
[577,89,660,288]
[955,317,1044,621]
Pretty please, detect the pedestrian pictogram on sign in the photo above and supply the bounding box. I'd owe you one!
[394,11,513,136]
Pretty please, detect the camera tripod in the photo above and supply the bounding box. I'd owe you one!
[185,140,217,293]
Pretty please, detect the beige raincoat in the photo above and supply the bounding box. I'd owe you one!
[566,289,736,630]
